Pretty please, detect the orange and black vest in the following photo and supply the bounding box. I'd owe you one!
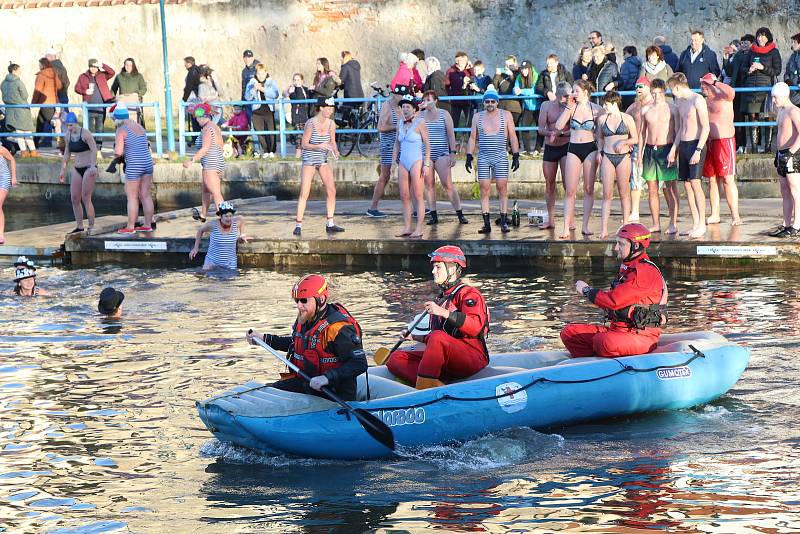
[288,303,362,378]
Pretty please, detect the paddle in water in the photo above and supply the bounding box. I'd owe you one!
[248,330,396,451]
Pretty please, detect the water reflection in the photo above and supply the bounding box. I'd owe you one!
[0,267,799,532]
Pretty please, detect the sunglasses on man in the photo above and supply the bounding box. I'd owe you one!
[294,298,309,304]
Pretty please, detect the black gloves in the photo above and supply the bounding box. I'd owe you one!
[105,155,125,173]
[511,152,520,172]
[263,333,278,348]
[465,153,474,173]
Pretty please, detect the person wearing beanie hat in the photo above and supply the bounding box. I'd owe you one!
[770,81,800,237]
[60,105,99,234]
[465,84,520,234]
[624,76,655,222]
[366,83,406,218]
[700,72,741,227]
[182,100,226,225]
[75,59,115,149]
[98,287,125,317]
[112,101,154,235]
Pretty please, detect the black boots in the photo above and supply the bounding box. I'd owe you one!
[456,210,468,224]
[478,213,491,234]
[763,126,774,154]
[426,210,439,225]
[500,213,511,233]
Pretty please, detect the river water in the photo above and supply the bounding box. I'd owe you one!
[1,266,798,533]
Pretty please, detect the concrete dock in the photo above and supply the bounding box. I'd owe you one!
[3,196,796,273]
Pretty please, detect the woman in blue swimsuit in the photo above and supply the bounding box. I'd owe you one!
[112,104,155,234]
[597,91,638,238]
[555,79,603,238]
[183,102,225,223]
[392,94,431,238]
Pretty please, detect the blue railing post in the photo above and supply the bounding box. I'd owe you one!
[278,96,287,158]
[154,101,163,157]
[178,102,186,156]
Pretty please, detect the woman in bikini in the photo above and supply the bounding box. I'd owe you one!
[555,79,603,238]
[393,94,431,238]
[183,102,225,223]
[59,112,98,233]
[293,97,341,236]
[596,91,638,238]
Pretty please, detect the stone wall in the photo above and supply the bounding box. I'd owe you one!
[1,0,798,119]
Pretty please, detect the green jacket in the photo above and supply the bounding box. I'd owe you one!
[1,74,35,131]
[111,72,147,97]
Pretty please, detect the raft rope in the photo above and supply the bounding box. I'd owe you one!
[362,344,707,413]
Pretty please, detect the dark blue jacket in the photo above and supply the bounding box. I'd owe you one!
[619,56,642,91]
[241,59,260,99]
[660,45,679,72]
[677,44,721,88]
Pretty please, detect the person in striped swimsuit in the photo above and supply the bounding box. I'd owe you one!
[421,91,467,225]
[366,84,406,218]
[189,201,248,271]
[0,144,17,245]
[183,102,225,223]
[466,86,520,233]
[111,104,155,234]
[393,94,431,238]
[294,97,342,236]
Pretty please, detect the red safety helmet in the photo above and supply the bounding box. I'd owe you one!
[428,245,467,268]
[617,223,652,248]
[291,274,329,301]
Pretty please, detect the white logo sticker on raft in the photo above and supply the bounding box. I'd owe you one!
[379,407,425,427]
[656,366,692,380]
[496,382,527,413]
[104,241,168,251]
[696,245,777,256]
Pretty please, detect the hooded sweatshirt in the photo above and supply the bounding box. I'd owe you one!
[339,58,364,99]
[619,55,643,91]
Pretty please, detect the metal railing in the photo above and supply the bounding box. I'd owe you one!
[177,85,796,158]
[0,101,163,156]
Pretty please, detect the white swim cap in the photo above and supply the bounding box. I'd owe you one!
[772,82,790,98]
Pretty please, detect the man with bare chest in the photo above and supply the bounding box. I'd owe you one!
[668,72,710,238]
[626,76,654,222]
[769,82,800,237]
[638,79,679,234]
[537,81,572,229]
[700,73,741,226]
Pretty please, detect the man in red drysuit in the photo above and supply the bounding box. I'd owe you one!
[561,223,668,357]
[387,245,490,389]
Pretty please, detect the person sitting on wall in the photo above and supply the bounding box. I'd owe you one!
[560,223,667,357]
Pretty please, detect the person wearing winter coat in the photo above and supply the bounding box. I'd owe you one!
[494,55,522,121]
[111,58,147,126]
[423,56,448,113]
[75,59,116,148]
[740,27,782,153]
[514,60,540,153]
[536,54,574,102]
[653,36,679,72]
[196,65,224,124]
[339,51,364,101]
[572,47,593,82]
[640,46,674,100]
[676,30,721,88]
[1,64,37,156]
[390,52,422,93]
[312,58,341,98]
[588,46,619,101]
[32,57,62,148]
[784,33,800,106]
[245,63,280,156]
[618,46,642,108]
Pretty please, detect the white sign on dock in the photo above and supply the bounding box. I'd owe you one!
[696,245,777,256]
[104,241,168,251]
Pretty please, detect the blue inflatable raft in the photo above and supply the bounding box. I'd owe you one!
[196,331,749,460]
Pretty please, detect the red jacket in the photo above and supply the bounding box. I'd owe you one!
[428,283,489,356]
[74,64,116,103]
[586,253,667,328]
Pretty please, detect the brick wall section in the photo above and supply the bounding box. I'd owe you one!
[299,0,385,32]
[0,0,183,7]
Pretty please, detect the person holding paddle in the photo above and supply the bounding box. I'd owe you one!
[245,274,367,401]
[385,245,490,390]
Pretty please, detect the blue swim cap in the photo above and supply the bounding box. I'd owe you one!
[64,112,79,124]
[112,104,129,120]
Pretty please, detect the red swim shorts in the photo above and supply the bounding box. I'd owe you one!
[703,137,736,178]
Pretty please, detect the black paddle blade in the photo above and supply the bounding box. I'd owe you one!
[354,408,395,451]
